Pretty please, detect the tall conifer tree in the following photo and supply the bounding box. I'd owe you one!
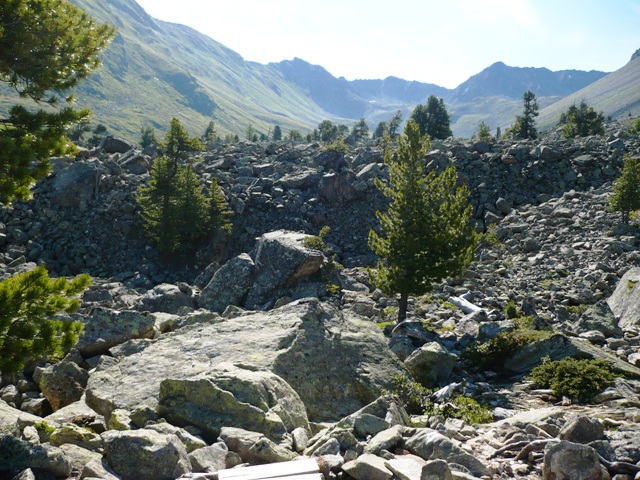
[369,121,478,321]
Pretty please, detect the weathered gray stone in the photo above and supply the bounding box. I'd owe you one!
[607,267,640,332]
[542,440,607,480]
[100,135,134,154]
[318,171,360,204]
[139,283,197,314]
[404,342,458,388]
[58,443,102,472]
[49,423,102,451]
[145,421,207,453]
[244,230,325,309]
[574,301,623,337]
[342,453,393,480]
[86,299,405,422]
[198,253,255,313]
[558,414,605,444]
[158,362,310,440]
[504,333,640,377]
[50,162,99,207]
[102,429,191,480]
[188,442,227,473]
[0,436,72,478]
[218,426,298,464]
[364,425,405,455]
[39,361,89,411]
[75,307,156,357]
[405,430,488,478]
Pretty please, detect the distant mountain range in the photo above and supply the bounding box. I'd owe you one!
[8,0,636,141]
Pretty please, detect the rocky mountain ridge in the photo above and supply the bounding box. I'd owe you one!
[30,0,622,142]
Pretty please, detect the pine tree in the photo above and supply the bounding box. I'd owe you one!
[272,125,283,141]
[209,177,233,234]
[137,118,210,256]
[388,110,403,138]
[369,120,478,321]
[560,101,605,138]
[201,121,218,150]
[351,118,370,141]
[608,155,640,224]
[512,91,539,139]
[140,127,157,149]
[0,266,91,375]
[477,121,492,142]
[0,0,114,204]
[410,97,452,140]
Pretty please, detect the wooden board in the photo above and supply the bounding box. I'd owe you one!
[217,459,321,480]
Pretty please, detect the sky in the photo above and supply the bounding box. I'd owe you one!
[134,0,640,89]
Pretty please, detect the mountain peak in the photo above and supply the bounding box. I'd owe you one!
[632,48,640,62]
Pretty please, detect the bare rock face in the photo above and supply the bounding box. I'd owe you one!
[607,267,640,333]
[85,298,406,423]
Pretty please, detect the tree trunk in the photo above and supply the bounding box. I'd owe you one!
[398,292,409,322]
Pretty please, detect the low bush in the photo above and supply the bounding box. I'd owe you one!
[385,373,431,415]
[463,327,552,369]
[424,395,493,425]
[530,357,616,403]
[385,373,492,424]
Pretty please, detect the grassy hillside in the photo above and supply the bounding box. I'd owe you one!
[64,0,328,142]
[537,55,640,132]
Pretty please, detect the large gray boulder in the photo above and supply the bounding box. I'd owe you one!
[102,429,191,480]
[607,267,640,332]
[38,360,89,411]
[74,307,156,357]
[542,440,608,480]
[86,298,406,423]
[504,333,640,377]
[50,162,100,207]
[403,342,457,388]
[244,230,325,309]
[198,253,255,312]
[157,362,310,440]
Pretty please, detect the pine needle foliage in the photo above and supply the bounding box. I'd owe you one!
[0,266,91,375]
[608,154,640,224]
[138,118,231,256]
[0,0,114,203]
[368,120,478,321]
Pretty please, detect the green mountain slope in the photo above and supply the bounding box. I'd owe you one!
[537,54,640,132]
[66,0,328,141]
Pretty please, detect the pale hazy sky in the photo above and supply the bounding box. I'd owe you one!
[134,0,640,89]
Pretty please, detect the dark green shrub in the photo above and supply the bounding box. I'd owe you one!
[530,357,616,403]
[384,373,492,424]
[463,327,552,369]
[504,300,519,319]
[425,395,493,425]
[384,373,431,415]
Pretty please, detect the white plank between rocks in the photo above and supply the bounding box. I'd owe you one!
[217,459,321,480]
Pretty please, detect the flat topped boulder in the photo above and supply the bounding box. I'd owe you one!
[86,298,406,423]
